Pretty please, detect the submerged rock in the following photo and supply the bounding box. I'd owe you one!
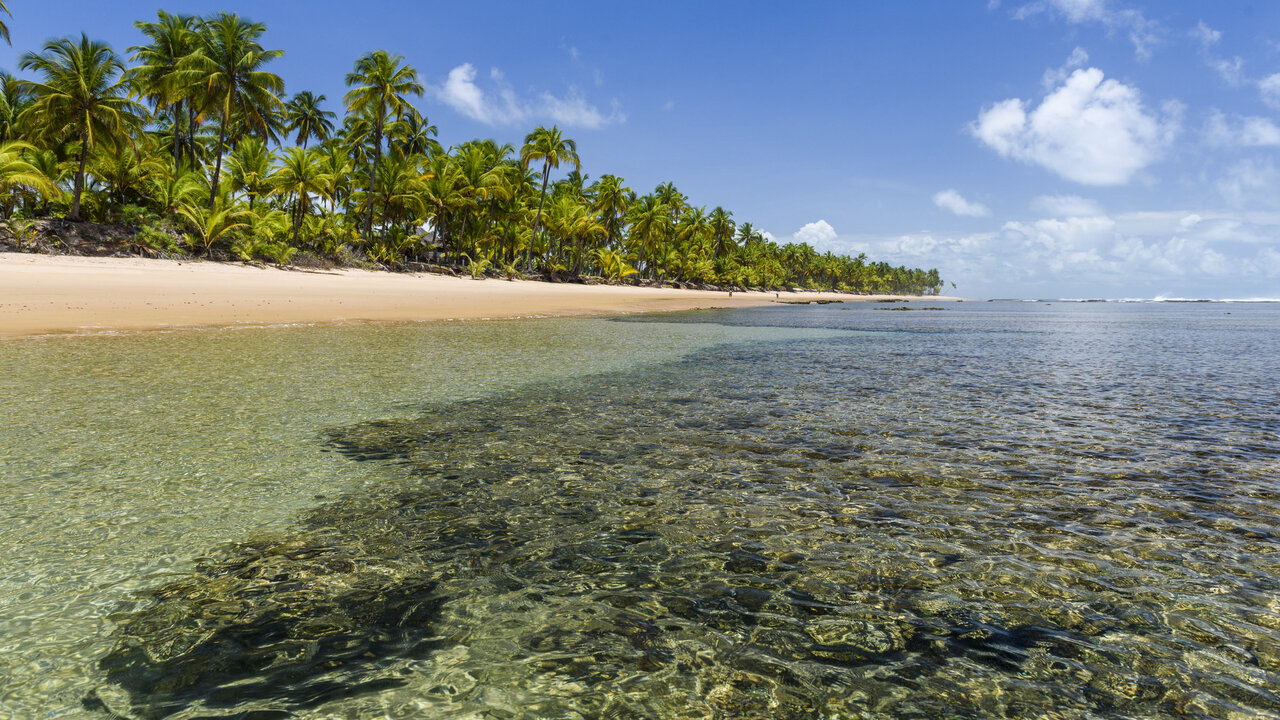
[98,529,444,718]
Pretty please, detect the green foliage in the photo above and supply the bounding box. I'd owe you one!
[262,240,296,265]
[4,218,40,249]
[132,221,182,256]
[461,253,491,279]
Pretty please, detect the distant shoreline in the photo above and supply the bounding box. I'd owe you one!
[0,252,963,339]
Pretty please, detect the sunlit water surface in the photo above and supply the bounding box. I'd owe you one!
[2,302,1278,719]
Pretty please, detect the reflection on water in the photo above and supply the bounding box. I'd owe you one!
[5,303,1280,718]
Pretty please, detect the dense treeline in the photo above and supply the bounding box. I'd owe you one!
[0,9,944,294]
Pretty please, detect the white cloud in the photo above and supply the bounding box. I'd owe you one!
[1191,21,1221,49]
[438,63,522,125]
[1014,0,1158,60]
[822,207,1280,298]
[1260,74,1280,110]
[1016,0,1106,23]
[440,64,493,123]
[1217,159,1280,207]
[661,99,676,112]
[1030,194,1104,216]
[541,93,625,128]
[933,189,991,217]
[1005,215,1118,252]
[972,67,1177,185]
[1042,47,1090,89]
[435,63,623,129]
[1190,23,1246,87]
[793,220,838,247]
[1211,57,1246,87]
[1204,110,1280,148]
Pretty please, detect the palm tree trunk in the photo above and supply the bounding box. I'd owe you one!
[292,197,302,247]
[457,210,471,265]
[208,111,229,208]
[171,105,183,173]
[70,136,88,221]
[502,215,513,265]
[362,111,384,243]
[526,160,551,271]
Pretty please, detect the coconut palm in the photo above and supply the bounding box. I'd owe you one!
[129,11,198,171]
[0,1,10,46]
[0,141,58,217]
[627,194,675,279]
[387,106,439,158]
[173,12,283,207]
[421,154,465,258]
[284,90,335,149]
[148,168,203,215]
[367,151,425,244]
[549,195,606,275]
[271,146,331,246]
[224,136,274,210]
[344,50,423,243]
[317,145,353,215]
[592,247,638,280]
[708,206,736,258]
[18,35,144,221]
[90,139,166,207]
[176,197,251,253]
[519,125,580,270]
[0,71,33,142]
[589,174,630,250]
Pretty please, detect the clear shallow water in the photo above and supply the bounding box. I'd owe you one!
[3,303,1280,719]
[0,317,835,719]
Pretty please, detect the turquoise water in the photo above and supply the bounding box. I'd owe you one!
[3,303,1279,718]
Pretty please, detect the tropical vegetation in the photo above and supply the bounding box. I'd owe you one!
[0,10,943,294]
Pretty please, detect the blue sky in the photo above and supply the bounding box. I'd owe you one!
[6,1,1280,298]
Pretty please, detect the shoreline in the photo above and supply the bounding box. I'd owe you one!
[0,252,963,339]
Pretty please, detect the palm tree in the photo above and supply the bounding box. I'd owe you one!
[177,197,251,253]
[284,90,335,149]
[549,195,606,275]
[592,247,638,280]
[589,174,631,250]
[271,146,331,246]
[129,11,198,171]
[708,206,736,258]
[344,50,423,243]
[674,206,710,280]
[519,125,580,270]
[0,1,11,46]
[148,167,203,216]
[317,144,352,215]
[225,136,274,210]
[625,194,671,279]
[368,151,425,244]
[387,106,439,158]
[421,154,465,258]
[174,12,283,207]
[0,71,33,142]
[652,181,685,276]
[0,141,58,218]
[18,35,143,221]
[90,139,166,207]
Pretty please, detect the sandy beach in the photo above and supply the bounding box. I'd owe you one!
[0,252,958,338]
